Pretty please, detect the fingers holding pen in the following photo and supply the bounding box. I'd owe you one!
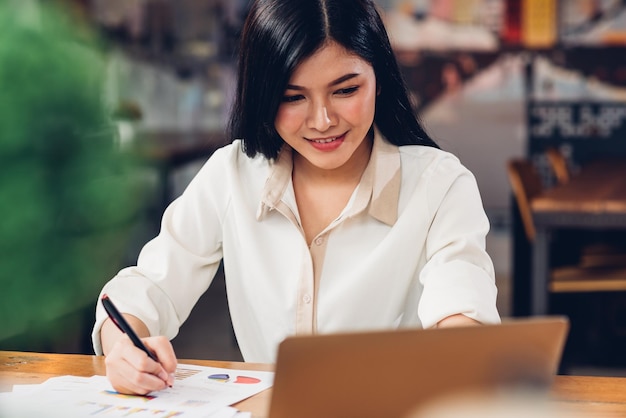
[143,336,178,383]
[105,336,176,395]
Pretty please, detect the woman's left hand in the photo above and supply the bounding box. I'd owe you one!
[436,314,480,328]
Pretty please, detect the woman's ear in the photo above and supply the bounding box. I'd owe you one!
[377,84,381,96]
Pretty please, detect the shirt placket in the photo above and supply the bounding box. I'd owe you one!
[306,232,328,334]
[272,199,318,335]
[295,242,316,334]
[257,131,399,336]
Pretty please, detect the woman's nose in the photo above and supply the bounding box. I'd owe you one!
[307,101,334,131]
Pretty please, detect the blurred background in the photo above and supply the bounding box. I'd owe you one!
[1,0,626,377]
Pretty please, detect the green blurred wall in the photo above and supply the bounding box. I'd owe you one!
[0,1,141,353]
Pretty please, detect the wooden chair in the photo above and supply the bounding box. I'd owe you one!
[507,159,543,241]
[545,147,570,185]
[506,158,626,294]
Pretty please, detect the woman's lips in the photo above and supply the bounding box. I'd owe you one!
[306,132,346,151]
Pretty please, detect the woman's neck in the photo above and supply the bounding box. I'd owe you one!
[291,134,374,244]
[292,133,373,186]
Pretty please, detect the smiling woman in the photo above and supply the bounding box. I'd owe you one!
[94,0,500,396]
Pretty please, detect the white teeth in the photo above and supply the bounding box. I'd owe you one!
[312,137,337,143]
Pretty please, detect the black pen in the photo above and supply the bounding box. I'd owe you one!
[101,294,159,362]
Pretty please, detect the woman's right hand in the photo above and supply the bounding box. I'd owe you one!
[104,334,177,395]
[101,315,177,395]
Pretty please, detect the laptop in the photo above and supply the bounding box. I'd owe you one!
[268,316,569,418]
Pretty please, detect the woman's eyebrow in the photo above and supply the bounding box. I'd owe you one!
[286,73,360,90]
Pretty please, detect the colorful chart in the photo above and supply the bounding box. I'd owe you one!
[208,373,230,383]
[78,402,184,417]
[174,368,202,380]
[208,374,261,384]
[234,376,261,384]
[101,390,155,402]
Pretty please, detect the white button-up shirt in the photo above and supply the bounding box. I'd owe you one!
[92,129,500,363]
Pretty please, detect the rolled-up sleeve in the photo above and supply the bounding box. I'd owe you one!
[417,157,501,329]
[91,150,229,355]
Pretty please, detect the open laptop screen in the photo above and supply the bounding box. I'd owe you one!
[269,316,569,418]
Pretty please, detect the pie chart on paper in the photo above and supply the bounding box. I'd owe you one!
[208,374,261,384]
[234,376,261,384]
[208,373,230,383]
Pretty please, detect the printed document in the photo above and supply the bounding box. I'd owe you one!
[0,363,274,417]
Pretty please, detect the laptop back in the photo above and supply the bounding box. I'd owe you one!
[268,317,569,418]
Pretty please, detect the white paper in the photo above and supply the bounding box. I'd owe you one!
[1,363,273,418]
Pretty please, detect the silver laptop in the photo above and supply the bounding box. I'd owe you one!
[268,316,569,418]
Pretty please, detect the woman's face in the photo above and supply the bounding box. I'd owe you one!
[275,41,377,173]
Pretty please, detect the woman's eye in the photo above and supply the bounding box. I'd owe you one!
[282,94,304,103]
[335,86,359,95]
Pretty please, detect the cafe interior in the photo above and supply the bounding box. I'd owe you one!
[2,0,626,380]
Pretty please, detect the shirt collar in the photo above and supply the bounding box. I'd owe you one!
[256,142,293,220]
[256,127,401,225]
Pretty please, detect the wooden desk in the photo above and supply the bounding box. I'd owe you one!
[2,351,626,417]
[530,159,626,315]
[0,351,273,417]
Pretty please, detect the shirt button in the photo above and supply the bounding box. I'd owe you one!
[314,236,324,246]
[303,294,312,304]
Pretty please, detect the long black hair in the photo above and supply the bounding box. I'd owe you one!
[228,0,438,160]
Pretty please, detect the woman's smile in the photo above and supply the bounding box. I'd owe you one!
[274,41,377,174]
[306,132,347,150]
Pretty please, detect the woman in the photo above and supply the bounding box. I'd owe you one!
[94,0,500,395]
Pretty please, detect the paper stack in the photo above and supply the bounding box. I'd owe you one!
[0,363,274,418]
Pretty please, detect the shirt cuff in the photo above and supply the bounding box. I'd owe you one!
[418,260,501,329]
